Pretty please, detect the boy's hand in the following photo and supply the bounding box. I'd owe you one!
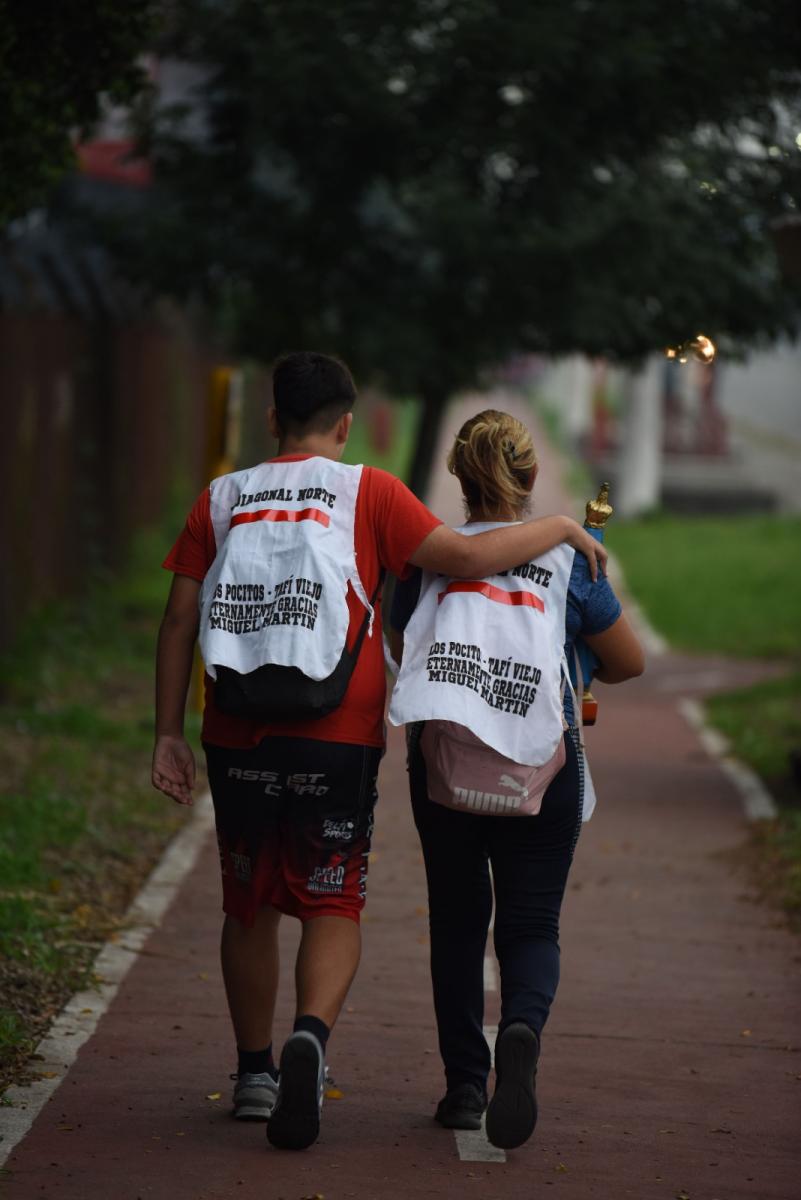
[564,520,608,581]
[152,735,196,805]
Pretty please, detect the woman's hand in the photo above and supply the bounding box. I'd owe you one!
[152,734,196,805]
[563,520,608,581]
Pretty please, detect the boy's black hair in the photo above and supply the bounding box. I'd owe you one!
[272,351,357,435]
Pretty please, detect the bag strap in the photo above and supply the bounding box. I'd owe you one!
[346,570,386,664]
[568,648,586,750]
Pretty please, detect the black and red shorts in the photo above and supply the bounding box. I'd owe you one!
[204,737,381,926]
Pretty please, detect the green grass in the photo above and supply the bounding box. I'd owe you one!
[611,512,801,924]
[342,396,421,481]
[750,810,801,923]
[0,524,199,1093]
[707,672,801,924]
[706,671,801,785]
[610,514,801,658]
[0,1012,29,1057]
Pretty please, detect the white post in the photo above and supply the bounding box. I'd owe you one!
[615,356,663,517]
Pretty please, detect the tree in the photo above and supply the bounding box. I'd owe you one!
[107,0,801,491]
[0,0,158,226]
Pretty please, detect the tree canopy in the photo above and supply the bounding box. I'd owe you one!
[0,0,157,226]
[104,0,801,477]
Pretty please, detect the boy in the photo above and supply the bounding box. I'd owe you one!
[152,351,606,1151]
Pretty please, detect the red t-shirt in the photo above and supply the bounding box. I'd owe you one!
[163,456,441,748]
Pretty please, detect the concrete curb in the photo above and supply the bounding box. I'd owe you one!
[0,792,215,1167]
[677,697,779,821]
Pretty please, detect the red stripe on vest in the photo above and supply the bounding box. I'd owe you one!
[230,507,331,529]
[437,580,545,611]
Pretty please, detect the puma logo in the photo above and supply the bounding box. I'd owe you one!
[499,774,530,797]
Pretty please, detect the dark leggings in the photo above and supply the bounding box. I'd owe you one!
[409,728,582,1092]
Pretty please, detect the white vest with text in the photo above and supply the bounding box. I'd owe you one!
[198,458,371,681]
[389,523,574,767]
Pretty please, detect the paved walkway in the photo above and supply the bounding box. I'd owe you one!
[2,393,799,1199]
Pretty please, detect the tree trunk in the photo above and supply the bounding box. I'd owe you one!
[406,387,449,499]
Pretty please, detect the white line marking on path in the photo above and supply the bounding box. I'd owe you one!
[455,1120,507,1163]
[483,955,498,992]
[454,1025,505,1163]
[677,698,778,821]
[0,792,215,1167]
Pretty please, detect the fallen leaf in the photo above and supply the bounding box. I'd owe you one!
[57,1125,74,1131]
[325,1087,344,1100]
[38,1072,59,1080]
[206,1092,222,1101]
[80,1008,93,1015]
[676,1191,691,1199]
[197,972,209,981]
[555,1163,568,1173]
[740,1029,752,1037]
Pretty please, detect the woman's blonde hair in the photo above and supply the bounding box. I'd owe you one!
[447,409,537,517]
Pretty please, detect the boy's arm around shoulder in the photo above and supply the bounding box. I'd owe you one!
[409,516,608,581]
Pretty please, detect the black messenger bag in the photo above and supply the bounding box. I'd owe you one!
[213,574,385,722]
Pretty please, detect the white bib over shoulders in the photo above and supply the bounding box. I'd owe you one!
[198,457,371,681]
[389,523,575,768]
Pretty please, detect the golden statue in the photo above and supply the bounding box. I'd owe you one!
[585,482,613,530]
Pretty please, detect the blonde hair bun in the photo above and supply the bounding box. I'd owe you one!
[448,409,537,517]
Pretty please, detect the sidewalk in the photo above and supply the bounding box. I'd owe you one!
[2,395,799,1199]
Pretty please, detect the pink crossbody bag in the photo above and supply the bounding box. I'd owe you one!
[419,719,566,816]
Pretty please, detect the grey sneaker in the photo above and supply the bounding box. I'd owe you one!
[266,1031,326,1150]
[231,1070,279,1120]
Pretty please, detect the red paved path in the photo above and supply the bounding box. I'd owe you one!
[3,393,800,1199]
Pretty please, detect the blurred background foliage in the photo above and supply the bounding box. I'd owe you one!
[0,0,158,225]
[92,0,801,485]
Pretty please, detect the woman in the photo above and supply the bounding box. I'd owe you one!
[388,409,644,1150]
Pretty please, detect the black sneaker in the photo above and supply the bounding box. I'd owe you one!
[266,1032,326,1151]
[485,1022,540,1149]
[434,1082,488,1130]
